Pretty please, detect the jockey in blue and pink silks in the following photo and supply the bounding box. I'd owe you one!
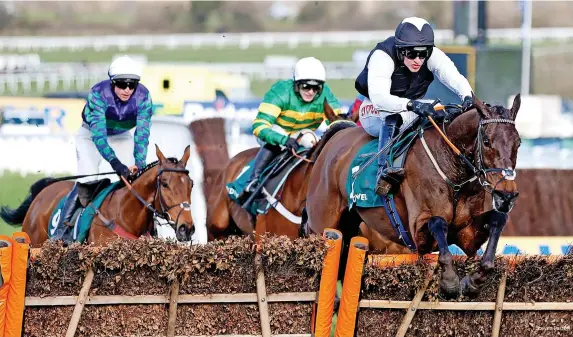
[52,55,153,241]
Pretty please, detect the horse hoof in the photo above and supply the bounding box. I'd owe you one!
[439,275,460,299]
[461,275,480,297]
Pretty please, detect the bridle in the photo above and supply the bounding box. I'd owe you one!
[123,165,192,231]
[473,118,517,196]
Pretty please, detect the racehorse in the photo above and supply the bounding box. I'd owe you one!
[0,145,195,248]
[303,94,521,297]
[206,100,359,241]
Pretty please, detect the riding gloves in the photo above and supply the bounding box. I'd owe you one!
[110,158,130,179]
[407,100,435,117]
[284,137,300,151]
[461,95,473,111]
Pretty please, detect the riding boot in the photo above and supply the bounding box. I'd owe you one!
[375,116,405,196]
[236,144,279,205]
[52,182,80,243]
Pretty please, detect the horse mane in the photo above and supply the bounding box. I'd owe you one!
[308,120,357,161]
[445,102,509,125]
[128,157,180,183]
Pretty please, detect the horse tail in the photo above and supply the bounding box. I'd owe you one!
[0,177,59,226]
[309,120,357,162]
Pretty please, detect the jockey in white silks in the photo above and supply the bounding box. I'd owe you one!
[354,17,475,196]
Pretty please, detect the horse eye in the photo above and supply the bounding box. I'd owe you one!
[161,181,169,188]
[483,137,491,147]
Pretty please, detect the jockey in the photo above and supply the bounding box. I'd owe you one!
[236,56,343,205]
[51,55,153,241]
[355,17,474,196]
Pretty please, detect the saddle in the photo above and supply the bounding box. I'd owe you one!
[78,179,113,207]
[227,148,310,218]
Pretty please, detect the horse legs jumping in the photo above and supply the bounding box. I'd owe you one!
[427,216,460,297]
[458,210,508,296]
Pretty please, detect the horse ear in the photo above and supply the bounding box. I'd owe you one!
[323,98,339,122]
[509,93,521,120]
[180,145,191,166]
[472,92,491,119]
[155,144,167,164]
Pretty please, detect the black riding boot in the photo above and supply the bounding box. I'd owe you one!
[52,182,80,242]
[375,115,405,196]
[236,144,280,205]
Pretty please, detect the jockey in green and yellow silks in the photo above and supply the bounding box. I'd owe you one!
[236,57,344,205]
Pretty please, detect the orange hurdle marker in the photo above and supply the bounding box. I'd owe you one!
[5,232,30,337]
[335,236,369,337]
[313,228,343,337]
[0,236,13,337]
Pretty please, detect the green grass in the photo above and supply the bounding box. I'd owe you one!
[0,172,48,236]
[33,43,371,63]
[27,40,568,64]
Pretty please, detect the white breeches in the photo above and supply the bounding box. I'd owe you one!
[358,97,418,137]
[75,126,135,183]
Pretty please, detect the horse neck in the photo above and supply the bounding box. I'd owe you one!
[427,109,481,182]
[116,166,159,235]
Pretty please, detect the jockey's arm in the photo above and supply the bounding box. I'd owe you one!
[252,104,288,146]
[252,84,289,146]
[367,50,411,113]
[426,47,473,100]
[133,92,153,170]
[84,91,119,164]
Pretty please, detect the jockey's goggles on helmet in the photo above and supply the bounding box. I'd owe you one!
[400,47,431,60]
[113,79,139,90]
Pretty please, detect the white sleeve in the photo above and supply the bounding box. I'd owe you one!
[427,47,473,100]
[367,50,410,113]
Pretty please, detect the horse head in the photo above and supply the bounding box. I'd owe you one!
[153,144,195,241]
[323,98,360,124]
[449,94,522,213]
[130,145,195,242]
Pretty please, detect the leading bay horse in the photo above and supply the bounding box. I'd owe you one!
[207,99,361,241]
[0,145,195,247]
[304,94,522,297]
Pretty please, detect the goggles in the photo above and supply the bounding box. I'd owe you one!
[299,82,323,92]
[113,79,139,90]
[400,47,431,60]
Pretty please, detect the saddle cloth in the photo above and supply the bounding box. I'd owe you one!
[48,181,121,243]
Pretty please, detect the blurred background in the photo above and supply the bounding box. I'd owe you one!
[0,1,571,253]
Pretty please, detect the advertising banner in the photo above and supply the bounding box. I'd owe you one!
[0,97,86,135]
[451,236,573,256]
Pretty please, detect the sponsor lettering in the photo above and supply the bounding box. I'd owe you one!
[360,104,378,118]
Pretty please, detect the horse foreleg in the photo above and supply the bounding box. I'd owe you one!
[427,216,460,297]
[460,210,508,296]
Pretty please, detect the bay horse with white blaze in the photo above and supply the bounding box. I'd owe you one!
[303,94,521,297]
[0,145,195,247]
